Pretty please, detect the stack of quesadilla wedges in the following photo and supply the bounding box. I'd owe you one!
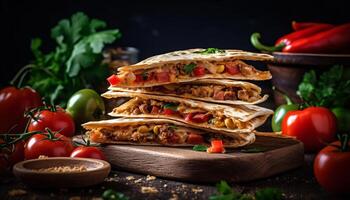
[83,48,274,148]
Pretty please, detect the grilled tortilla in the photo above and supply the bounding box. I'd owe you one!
[102,91,273,134]
[111,48,273,88]
[109,79,268,105]
[83,118,255,148]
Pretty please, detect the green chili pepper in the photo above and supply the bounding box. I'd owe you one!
[271,94,299,132]
[250,33,285,52]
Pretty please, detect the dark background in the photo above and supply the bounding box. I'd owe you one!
[1,0,349,87]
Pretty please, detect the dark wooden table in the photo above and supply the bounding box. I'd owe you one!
[1,155,349,200]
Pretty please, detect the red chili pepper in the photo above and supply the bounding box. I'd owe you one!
[251,24,334,52]
[275,24,334,46]
[292,21,332,31]
[282,107,337,152]
[283,23,350,53]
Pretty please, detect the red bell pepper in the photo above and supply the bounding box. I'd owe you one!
[292,21,332,31]
[283,23,350,53]
[0,86,43,133]
[282,107,337,152]
[107,74,121,86]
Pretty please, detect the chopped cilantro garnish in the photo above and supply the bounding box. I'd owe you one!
[163,103,178,111]
[195,48,225,54]
[184,63,197,74]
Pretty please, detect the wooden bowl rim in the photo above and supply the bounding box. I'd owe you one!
[13,157,111,175]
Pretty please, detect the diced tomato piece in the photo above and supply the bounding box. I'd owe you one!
[134,74,143,83]
[185,112,211,123]
[213,91,225,100]
[225,63,240,75]
[151,106,160,114]
[187,133,204,144]
[169,133,180,144]
[156,72,170,82]
[193,66,206,77]
[207,140,225,153]
[163,108,177,115]
[107,74,121,86]
[147,72,155,81]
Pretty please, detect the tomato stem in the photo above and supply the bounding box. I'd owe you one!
[0,131,41,149]
[10,64,35,88]
[338,134,349,152]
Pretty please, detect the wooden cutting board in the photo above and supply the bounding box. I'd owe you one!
[97,133,304,183]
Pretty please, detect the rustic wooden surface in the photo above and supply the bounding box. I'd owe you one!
[1,155,350,200]
[102,135,304,183]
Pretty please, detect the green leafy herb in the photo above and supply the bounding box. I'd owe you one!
[102,189,129,200]
[195,48,225,54]
[184,63,197,74]
[193,145,208,152]
[209,181,282,200]
[168,125,178,130]
[163,103,178,111]
[24,12,121,106]
[297,65,350,108]
[240,147,267,153]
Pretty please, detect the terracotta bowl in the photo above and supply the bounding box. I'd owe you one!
[268,52,350,106]
[13,157,110,188]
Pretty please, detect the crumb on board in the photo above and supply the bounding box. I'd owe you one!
[163,184,168,188]
[38,155,49,159]
[37,165,87,173]
[192,188,203,194]
[126,176,135,181]
[8,189,27,196]
[146,175,157,181]
[141,186,159,194]
[169,193,179,200]
[134,178,142,184]
[105,177,118,182]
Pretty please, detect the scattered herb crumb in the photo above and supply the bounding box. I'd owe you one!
[193,145,208,151]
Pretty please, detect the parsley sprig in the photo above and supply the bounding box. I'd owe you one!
[184,63,197,74]
[297,65,350,107]
[23,12,121,106]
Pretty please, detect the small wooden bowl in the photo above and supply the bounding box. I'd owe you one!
[13,157,111,188]
[268,52,350,106]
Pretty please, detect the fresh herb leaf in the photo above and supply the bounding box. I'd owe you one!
[209,181,282,200]
[168,125,178,130]
[26,12,121,106]
[195,48,225,54]
[193,145,208,151]
[184,63,197,74]
[297,65,350,107]
[240,147,267,153]
[102,189,129,200]
[163,103,178,111]
[255,188,282,200]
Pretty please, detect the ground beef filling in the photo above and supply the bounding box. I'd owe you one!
[113,99,247,130]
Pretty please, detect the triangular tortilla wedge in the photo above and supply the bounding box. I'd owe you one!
[83,118,256,148]
[111,49,273,88]
[109,79,268,105]
[102,91,273,134]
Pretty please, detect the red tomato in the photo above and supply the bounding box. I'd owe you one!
[0,86,43,133]
[107,74,121,86]
[282,107,337,152]
[70,146,106,161]
[0,140,25,173]
[168,133,180,144]
[163,108,177,115]
[193,66,206,77]
[207,140,225,153]
[314,141,350,193]
[187,133,204,144]
[225,63,240,75]
[155,72,170,82]
[24,132,74,159]
[28,108,75,137]
[185,113,211,123]
[135,74,144,83]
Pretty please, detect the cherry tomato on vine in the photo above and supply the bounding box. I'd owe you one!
[70,146,106,161]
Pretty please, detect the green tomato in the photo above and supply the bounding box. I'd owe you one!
[331,107,350,133]
[66,89,105,125]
